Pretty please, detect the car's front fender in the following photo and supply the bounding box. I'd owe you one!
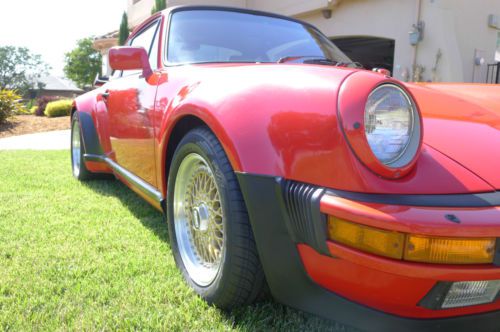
[155,65,492,197]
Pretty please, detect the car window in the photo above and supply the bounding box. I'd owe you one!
[167,10,351,65]
[123,20,160,76]
[171,43,241,64]
[149,24,160,69]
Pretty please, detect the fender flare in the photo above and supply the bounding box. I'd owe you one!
[77,111,104,156]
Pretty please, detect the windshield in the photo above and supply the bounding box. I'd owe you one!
[167,9,352,65]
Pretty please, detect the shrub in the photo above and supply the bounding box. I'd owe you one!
[30,106,38,114]
[44,99,73,117]
[12,105,29,115]
[0,89,24,124]
[12,99,29,115]
[25,99,36,109]
[35,96,59,116]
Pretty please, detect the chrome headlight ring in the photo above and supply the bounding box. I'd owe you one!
[364,84,421,168]
[338,72,423,179]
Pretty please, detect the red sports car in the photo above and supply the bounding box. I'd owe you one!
[71,6,500,331]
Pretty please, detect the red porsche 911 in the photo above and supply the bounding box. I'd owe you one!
[71,6,500,331]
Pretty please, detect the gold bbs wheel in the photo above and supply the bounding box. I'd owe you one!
[167,127,265,308]
[173,153,224,286]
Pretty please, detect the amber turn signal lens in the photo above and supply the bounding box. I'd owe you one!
[327,217,497,264]
[328,217,405,259]
[404,235,496,264]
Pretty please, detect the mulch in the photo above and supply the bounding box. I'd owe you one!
[0,115,70,138]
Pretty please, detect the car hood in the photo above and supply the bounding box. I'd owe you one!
[406,83,500,190]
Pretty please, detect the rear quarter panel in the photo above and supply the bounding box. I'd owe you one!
[73,89,112,173]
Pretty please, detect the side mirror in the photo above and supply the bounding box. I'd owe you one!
[93,74,109,87]
[109,46,153,78]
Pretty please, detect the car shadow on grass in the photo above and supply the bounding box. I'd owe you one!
[83,178,358,332]
[83,177,169,242]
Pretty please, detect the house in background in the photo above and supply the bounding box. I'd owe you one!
[128,0,155,27]
[96,0,500,83]
[31,75,84,99]
[92,0,154,77]
[93,30,119,78]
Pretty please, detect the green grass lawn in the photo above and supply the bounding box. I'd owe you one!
[0,150,350,331]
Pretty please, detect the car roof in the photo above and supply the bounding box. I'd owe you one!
[162,5,319,32]
[130,5,323,41]
[127,5,328,59]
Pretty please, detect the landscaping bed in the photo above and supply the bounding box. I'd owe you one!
[0,115,70,138]
[0,150,348,331]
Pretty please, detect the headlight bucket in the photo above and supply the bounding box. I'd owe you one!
[338,72,423,179]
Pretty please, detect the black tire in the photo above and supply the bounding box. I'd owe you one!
[71,112,95,181]
[167,127,266,309]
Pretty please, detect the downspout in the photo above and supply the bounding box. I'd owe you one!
[411,0,423,81]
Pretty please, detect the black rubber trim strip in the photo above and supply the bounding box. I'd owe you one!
[418,282,453,310]
[84,154,164,208]
[326,189,500,208]
[494,238,500,267]
[282,181,329,256]
[78,112,103,155]
[236,172,500,332]
[309,187,329,255]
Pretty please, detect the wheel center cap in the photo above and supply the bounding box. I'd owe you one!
[192,204,209,231]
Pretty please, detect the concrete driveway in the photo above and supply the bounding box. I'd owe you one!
[0,130,70,150]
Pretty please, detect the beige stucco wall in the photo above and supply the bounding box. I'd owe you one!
[426,0,500,83]
[247,0,333,17]
[127,0,155,27]
[126,0,500,83]
[168,0,246,8]
[128,0,246,26]
[297,0,415,82]
[290,0,500,83]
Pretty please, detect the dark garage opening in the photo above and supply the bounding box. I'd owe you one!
[331,36,395,73]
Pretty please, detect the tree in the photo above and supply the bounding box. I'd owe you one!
[119,12,129,46]
[0,46,49,97]
[151,0,167,14]
[64,37,102,88]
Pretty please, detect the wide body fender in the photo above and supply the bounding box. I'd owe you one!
[73,89,112,173]
[156,65,492,197]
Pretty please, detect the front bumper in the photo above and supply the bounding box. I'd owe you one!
[236,173,500,332]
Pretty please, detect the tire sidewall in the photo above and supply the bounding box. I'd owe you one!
[71,113,82,179]
[167,130,235,303]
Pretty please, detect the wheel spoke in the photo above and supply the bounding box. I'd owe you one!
[174,153,225,286]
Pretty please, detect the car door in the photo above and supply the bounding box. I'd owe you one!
[104,19,161,186]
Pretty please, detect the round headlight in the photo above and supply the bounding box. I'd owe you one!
[364,84,420,167]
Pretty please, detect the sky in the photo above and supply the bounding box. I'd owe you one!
[0,0,127,76]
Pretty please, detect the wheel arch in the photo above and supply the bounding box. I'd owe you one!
[72,96,103,156]
[71,94,111,174]
[70,106,77,121]
[164,115,206,178]
[159,111,243,198]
